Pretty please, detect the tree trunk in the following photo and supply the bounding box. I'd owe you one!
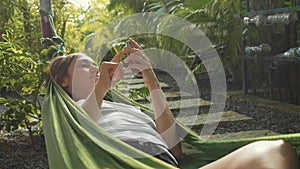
[39,0,55,38]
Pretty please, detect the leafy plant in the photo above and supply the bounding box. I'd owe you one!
[129,86,150,100]
[0,0,88,139]
[0,30,48,140]
[143,0,184,13]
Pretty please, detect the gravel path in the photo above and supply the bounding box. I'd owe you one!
[1,71,300,169]
[215,98,300,135]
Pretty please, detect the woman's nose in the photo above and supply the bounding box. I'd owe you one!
[90,65,98,74]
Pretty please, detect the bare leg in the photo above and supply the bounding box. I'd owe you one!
[200,140,298,169]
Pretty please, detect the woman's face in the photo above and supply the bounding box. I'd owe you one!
[64,54,99,101]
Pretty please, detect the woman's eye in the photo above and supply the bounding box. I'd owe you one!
[79,64,89,68]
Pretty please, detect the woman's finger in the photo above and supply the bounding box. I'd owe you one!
[111,50,124,62]
[124,52,151,67]
[124,58,152,72]
[111,38,142,62]
[111,47,140,62]
[111,63,124,87]
[112,63,124,80]
[128,38,142,50]
[101,62,119,79]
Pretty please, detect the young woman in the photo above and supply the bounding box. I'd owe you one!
[48,38,298,169]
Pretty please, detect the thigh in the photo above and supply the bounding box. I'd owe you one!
[199,140,298,169]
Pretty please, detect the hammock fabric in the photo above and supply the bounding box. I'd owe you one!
[41,79,300,169]
[42,80,179,169]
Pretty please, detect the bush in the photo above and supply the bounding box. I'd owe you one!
[0,30,48,139]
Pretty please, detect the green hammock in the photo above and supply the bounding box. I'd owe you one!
[41,79,300,169]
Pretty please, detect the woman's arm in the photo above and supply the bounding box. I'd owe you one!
[124,39,182,159]
[81,46,128,121]
[81,62,123,121]
[144,69,182,159]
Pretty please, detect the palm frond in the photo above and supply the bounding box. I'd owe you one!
[143,0,183,13]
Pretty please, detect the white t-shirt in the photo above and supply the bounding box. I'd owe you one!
[76,100,175,157]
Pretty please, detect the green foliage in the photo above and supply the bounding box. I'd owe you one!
[142,0,243,81]
[143,0,184,13]
[0,0,16,38]
[108,0,145,13]
[0,98,41,135]
[184,0,213,10]
[0,0,87,137]
[0,0,47,138]
[0,30,45,95]
[0,30,48,137]
[129,86,150,100]
[52,0,88,52]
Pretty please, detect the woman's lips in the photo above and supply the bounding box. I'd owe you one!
[90,73,100,83]
[94,72,100,82]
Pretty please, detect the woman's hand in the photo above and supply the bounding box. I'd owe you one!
[95,62,124,96]
[110,38,160,91]
[124,39,160,91]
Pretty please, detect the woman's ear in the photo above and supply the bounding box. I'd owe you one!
[61,76,70,88]
[61,76,73,97]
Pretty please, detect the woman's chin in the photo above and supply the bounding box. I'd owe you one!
[94,77,99,83]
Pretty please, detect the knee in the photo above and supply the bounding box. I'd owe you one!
[255,140,298,169]
[205,140,298,169]
[236,140,298,169]
[273,140,297,159]
[276,140,298,167]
